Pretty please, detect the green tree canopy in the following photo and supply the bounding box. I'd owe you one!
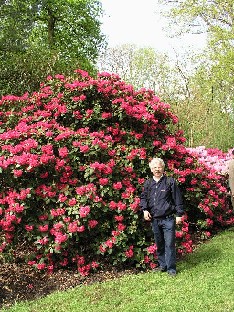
[0,0,106,95]
[157,0,234,150]
[158,0,234,111]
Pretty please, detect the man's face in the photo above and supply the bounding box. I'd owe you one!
[150,163,164,178]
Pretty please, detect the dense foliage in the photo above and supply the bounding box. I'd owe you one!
[0,69,233,276]
[0,0,105,96]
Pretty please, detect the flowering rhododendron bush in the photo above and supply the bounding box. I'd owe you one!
[0,69,233,275]
[187,146,233,174]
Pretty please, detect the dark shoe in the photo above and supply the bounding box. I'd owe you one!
[168,271,176,277]
[153,266,167,272]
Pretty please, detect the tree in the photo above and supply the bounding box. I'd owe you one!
[158,0,233,39]
[157,0,234,150]
[98,44,188,100]
[0,0,106,95]
[158,0,234,109]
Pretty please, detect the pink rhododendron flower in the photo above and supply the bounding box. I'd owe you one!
[149,262,157,269]
[99,178,109,186]
[28,260,36,266]
[85,109,93,118]
[68,222,78,233]
[68,198,77,206]
[25,224,34,231]
[40,172,49,178]
[206,219,214,227]
[125,245,134,258]
[144,256,150,263]
[75,256,85,266]
[111,230,120,237]
[78,264,91,276]
[118,202,127,211]
[113,182,122,190]
[37,237,49,245]
[176,231,184,238]
[147,244,157,254]
[53,222,64,231]
[14,203,24,213]
[13,169,23,177]
[77,225,85,232]
[38,215,48,221]
[37,263,46,270]
[117,223,126,231]
[88,220,98,228]
[205,231,211,237]
[60,258,68,267]
[124,166,133,173]
[38,224,49,232]
[50,208,66,217]
[54,245,61,251]
[54,233,68,244]
[79,145,90,153]
[58,194,67,202]
[58,147,69,158]
[54,74,65,80]
[108,149,116,156]
[91,261,99,269]
[79,206,90,218]
[101,112,112,119]
[41,144,54,154]
[114,215,124,222]
[99,245,106,253]
[45,130,53,137]
[105,239,114,248]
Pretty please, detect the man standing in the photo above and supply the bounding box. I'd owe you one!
[228,149,234,209]
[140,157,184,277]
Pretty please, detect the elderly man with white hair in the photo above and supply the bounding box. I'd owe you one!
[140,157,184,277]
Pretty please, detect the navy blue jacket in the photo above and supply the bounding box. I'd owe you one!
[140,175,184,218]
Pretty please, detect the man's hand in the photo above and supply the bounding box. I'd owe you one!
[143,210,152,221]
[176,216,183,225]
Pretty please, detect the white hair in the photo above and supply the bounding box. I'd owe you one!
[149,157,165,169]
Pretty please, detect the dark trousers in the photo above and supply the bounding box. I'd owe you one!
[151,216,176,273]
[231,195,234,209]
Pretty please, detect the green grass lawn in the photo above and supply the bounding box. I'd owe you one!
[3,228,234,312]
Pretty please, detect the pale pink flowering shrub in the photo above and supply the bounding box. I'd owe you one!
[0,69,233,275]
[186,146,232,174]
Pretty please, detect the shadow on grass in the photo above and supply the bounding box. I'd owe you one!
[178,227,234,271]
[179,247,221,271]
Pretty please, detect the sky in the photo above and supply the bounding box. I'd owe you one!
[100,0,207,56]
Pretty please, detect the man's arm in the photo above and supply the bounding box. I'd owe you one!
[170,179,184,224]
[140,180,152,221]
